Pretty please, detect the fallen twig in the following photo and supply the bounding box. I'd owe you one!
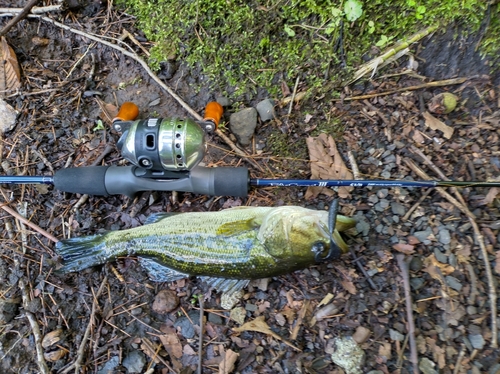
[396,255,419,374]
[19,279,50,374]
[61,276,108,374]
[0,0,40,37]
[404,155,498,348]
[0,5,61,14]
[336,78,468,102]
[0,203,59,243]
[198,296,204,374]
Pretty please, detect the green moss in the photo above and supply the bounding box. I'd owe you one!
[116,0,498,100]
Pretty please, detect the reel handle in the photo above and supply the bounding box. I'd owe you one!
[113,102,140,122]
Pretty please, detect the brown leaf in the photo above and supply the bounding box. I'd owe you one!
[305,133,353,199]
[478,187,500,205]
[392,243,415,255]
[219,349,239,374]
[423,111,454,139]
[159,333,183,359]
[423,254,455,282]
[0,37,21,97]
[233,316,300,351]
[96,98,118,125]
[341,279,357,295]
[495,251,500,275]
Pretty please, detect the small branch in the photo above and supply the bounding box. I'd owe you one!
[197,296,204,374]
[0,5,61,14]
[19,279,50,374]
[335,78,468,102]
[396,255,419,374]
[347,151,360,180]
[0,0,40,37]
[0,203,59,243]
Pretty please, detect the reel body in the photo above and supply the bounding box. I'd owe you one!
[115,117,207,171]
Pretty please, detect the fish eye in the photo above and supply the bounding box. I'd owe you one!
[312,241,330,262]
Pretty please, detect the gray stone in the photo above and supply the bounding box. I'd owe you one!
[368,194,379,204]
[413,228,433,243]
[122,350,146,373]
[438,229,451,245]
[98,356,120,374]
[216,96,231,107]
[208,312,223,325]
[391,202,406,216]
[434,248,448,264]
[256,99,276,121]
[445,276,462,291]
[410,278,425,291]
[469,334,485,350]
[377,189,389,198]
[419,357,438,374]
[229,108,258,146]
[389,329,405,341]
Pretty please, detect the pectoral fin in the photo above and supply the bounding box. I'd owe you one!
[199,276,249,295]
[216,218,259,235]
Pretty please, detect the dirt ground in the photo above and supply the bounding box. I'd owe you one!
[1,2,500,374]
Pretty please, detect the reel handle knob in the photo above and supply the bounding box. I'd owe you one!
[113,102,140,122]
[203,102,223,128]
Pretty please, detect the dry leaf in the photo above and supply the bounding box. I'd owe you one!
[495,251,500,275]
[159,333,183,359]
[305,133,353,199]
[0,36,21,97]
[479,187,500,205]
[233,316,300,351]
[423,254,455,282]
[392,243,415,254]
[96,98,119,125]
[341,279,357,295]
[423,111,454,139]
[219,349,239,374]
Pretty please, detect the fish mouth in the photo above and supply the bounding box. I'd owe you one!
[314,200,350,261]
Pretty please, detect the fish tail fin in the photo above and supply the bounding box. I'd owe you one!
[55,234,109,273]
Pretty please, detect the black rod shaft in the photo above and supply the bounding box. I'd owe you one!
[0,175,54,184]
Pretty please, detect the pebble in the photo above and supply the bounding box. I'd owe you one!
[438,229,451,245]
[410,278,425,291]
[391,202,406,216]
[445,275,462,291]
[413,228,433,243]
[230,306,246,325]
[97,356,119,374]
[434,248,448,264]
[256,99,276,121]
[377,189,389,199]
[152,290,179,314]
[419,357,438,374]
[374,200,389,212]
[216,96,231,107]
[368,195,379,204]
[174,311,199,339]
[208,313,223,325]
[331,336,365,374]
[389,329,405,341]
[229,108,258,146]
[122,350,146,373]
[469,334,485,350]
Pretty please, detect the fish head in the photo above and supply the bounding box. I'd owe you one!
[259,207,334,264]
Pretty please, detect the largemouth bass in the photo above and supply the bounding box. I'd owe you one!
[55,206,356,293]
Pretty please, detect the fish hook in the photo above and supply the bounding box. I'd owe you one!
[315,200,343,262]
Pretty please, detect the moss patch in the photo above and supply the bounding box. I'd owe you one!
[117,0,498,100]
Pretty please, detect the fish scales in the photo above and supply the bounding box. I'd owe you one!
[55,206,356,282]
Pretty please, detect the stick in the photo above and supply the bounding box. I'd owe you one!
[197,296,204,374]
[0,203,59,243]
[25,15,261,170]
[396,255,419,374]
[0,5,61,14]
[335,78,468,102]
[61,276,108,374]
[404,156,498,348]
[19,279,50,374]
[0,0,40,37]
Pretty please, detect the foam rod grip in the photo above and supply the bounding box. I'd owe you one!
[53,166,110,196]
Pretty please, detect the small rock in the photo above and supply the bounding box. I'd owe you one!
[152,290,179,314]
[0,98,18,133]
[413,228,433,243]
[376,189,389,199]
[98,356,120,374]
[438,229,451,245]
[389,329,405,341]
[409,256,423,272]
[256,99,276,121]
[445,275,462,291]
[352,326,371,344]
[221,289,244,310]
[391,202,406,216]
[331,336,365,374]
[229,108,258,146]
[469,334,485,350]
[245,303,257,312]
[419,357,438,374]
[216,96,231,107]
[174,316,196,339]
[410,278,425,290]
[230,306,246,325]
[434,248,448,264]
[122,350,146,373]
[208,312,223,325]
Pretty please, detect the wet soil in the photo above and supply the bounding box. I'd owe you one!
[1,3,500,374]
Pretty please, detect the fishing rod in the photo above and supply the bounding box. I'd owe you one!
[1,102,499,197]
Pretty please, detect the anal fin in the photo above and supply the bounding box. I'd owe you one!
[138,257,190,282]
[199,276,249,295]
